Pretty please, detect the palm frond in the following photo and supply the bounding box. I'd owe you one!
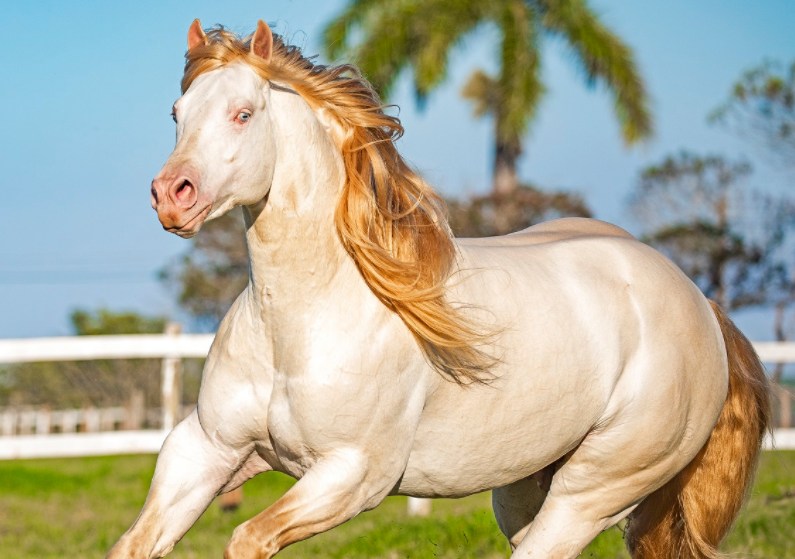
[537,0,653,143]
[461,69,499,117]
[322,0,393,60]
[324,0,487,102]
[409,0,489,102]
[495,0,545,142]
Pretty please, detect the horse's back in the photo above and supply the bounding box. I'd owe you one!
[456,217,635,248]
[453,218,725,385]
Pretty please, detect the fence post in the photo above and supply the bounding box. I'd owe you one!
[407,497,432,517]
[84,407,101,432]
[1,409,17,436]
[779,384,792,429]
[125,389,145,430]
[61,409,78,433]
[160,323,183,432]
[35,408,51,435]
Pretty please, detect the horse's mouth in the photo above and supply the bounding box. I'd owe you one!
[164,204,212,238]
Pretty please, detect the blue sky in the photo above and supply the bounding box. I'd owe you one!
[0,1,792,339]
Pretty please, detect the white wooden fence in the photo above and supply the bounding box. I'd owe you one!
[0,334,793,461]
[0,329,212,460]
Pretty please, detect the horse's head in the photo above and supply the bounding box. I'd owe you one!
[151,20,276,238]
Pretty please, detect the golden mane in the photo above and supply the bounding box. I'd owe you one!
[182,26,493,384]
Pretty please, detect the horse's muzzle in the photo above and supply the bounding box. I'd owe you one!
[151,167,209,236]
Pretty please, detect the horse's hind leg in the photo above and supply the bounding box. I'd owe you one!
[491,473,549,550]
[509,415,707,558]
[509,486,637,559]
[507,444,647,558]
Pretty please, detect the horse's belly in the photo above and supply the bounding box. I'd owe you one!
[396,380,606,498]
[398,426,591,498]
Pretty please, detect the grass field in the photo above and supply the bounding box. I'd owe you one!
[0,451,793,558]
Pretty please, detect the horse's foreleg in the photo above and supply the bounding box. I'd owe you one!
[224,449,385,559]
[108,410,269,559]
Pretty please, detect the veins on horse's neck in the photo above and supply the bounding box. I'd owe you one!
[243,92,349,308]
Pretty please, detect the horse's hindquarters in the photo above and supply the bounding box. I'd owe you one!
[399,233,730,502]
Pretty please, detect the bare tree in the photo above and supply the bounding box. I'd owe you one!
[711,59,795,170]
[628,151,794,313]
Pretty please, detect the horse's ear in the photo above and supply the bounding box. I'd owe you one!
[250,20,273,62]
[187,19,207,50]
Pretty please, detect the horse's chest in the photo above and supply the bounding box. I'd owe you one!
[265,391,316,476]
[264,366,387,478]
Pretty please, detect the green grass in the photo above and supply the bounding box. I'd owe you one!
[0,451,792,558]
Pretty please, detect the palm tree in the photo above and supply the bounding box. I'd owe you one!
[324,0,653,194]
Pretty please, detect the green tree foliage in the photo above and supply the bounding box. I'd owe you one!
[0,309,167,409]
[711,59,795,169]
[324,0,652,194]
[70,309,166,336]
[448,183,591,237]
[628,151,794,312]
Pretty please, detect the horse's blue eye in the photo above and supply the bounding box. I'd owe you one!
[237,111,251,123]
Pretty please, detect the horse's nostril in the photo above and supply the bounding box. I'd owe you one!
[151,184,159,205]
[175,180,194,203]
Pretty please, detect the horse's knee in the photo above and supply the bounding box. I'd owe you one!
[225,522,275,559]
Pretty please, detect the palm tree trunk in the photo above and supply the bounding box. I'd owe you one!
[493,137,521,195]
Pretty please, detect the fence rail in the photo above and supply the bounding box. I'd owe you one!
[0,333,214,363]
[1,406,128,435]
[0,333,793,460]
[0,404,195,437]
[3,336,793,364]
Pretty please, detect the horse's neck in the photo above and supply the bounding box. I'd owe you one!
[243,89,353,309]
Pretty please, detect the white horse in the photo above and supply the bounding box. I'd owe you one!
[109,20,770,559]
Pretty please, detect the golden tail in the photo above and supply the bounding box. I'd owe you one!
[625,301,771,558]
